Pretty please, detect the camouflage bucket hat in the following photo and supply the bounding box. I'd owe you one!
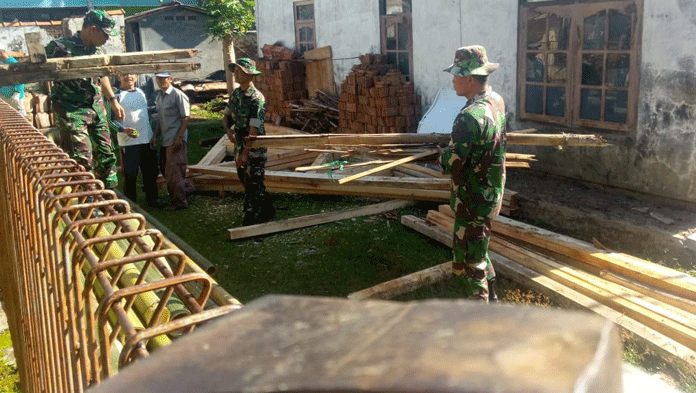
[229,58,261,75]
[84,10,119,37]
[444,45,499,77]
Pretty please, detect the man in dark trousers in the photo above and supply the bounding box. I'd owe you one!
[222,58,275,226]
[154,72,194,210]
[440,45,506,302]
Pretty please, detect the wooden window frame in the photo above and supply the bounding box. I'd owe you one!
[517,0,643,132]
[380,13,414,81]
[294,0,316,55]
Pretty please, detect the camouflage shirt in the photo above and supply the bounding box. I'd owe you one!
[440,87,506,219]
[45,33,104,111]
[223,83,266,157]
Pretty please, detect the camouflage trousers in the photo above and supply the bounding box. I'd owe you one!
[54,103,118,188]
[452,214,497,302]
[236,148,274,226]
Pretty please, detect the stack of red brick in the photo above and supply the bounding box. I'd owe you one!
[254,44,307,121]
[338,55,421,134]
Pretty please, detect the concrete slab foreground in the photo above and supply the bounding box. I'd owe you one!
[90,295,623,393]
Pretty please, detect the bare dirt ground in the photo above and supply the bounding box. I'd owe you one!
[505,169,696,271]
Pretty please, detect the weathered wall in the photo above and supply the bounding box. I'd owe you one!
[255,0,379,86]
[314,0,380,85]
[0,26,52,54]
[255,0,295,56]
[412,0,518,113]
[515,0,696,202]
[128,9,222,79]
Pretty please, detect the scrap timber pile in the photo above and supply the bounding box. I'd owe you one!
[287,89,340,134]
[186,126,607,223]
[255,45,308,123]
[338,54,422,134]
[393,207,696,369]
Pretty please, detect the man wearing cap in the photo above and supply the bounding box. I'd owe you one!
[440,45,507,302]
[222,58,275,226]
[154,71,194,210]
[45,9,124,189]
[0,46,27,117]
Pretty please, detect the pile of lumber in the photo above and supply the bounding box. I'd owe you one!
[254,56,307,121]
[287,89,339,134]
[177,80,228,103]
[395,206,696,368]
[185,125,606,204]
[338,54,422,134]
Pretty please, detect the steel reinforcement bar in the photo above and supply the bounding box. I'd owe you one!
[0,100,241,392]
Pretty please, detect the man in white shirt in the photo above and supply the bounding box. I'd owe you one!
[112,73,163,208]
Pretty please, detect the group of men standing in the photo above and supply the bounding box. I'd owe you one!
[25,8,507,302]
[45,9,193,211]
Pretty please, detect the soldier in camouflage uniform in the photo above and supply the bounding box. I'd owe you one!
[46,10,124,189]
[440,46,506,302]
[222,58,275,226]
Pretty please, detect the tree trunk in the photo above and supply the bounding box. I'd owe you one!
[223,35,236,95]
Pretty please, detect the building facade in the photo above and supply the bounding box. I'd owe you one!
[256,0,696,203]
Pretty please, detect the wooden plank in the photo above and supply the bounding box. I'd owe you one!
[295,159,390,172]
[247,132,607,148]
[347,261,452,300]
[338,150,437,184]
[198,136,229,166]
[228,199,415,240]
[0,62,200,86]
[600,271,696,316]
[400,214,696,368]
[304,46,335,97]
[25,32,46,63]
[188,165,450,190]
[489,252,696,369]
[492,216,696,301]
[489,236,696,351]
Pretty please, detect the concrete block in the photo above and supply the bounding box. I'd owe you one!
[91,295,623,393]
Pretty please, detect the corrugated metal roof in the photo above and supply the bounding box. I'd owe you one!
[2,0,197,8]
[125,2,206,22]
[0,8,124,27]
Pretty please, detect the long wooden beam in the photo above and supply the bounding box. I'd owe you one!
[492,215,696,302]
[490,236,696,351]
[0,62,200,85]
[247,132,608,148]
[400,214,696,367]
[228,200,414,240]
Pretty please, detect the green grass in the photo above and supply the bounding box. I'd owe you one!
[0,330,20,393]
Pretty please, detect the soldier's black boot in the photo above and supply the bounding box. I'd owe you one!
[488,277,499,302]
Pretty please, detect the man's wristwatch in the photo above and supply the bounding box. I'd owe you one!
[109,96,118,102]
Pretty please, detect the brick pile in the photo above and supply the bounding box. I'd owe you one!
[254,44,307,121]
[338,54,422,134]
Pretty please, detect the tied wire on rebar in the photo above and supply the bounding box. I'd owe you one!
[0,100,242,393]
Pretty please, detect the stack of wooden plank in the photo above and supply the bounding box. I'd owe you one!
[338,54,422,134]
[254,56,307,121]
[188,127,608,203]
[398,206,696,368]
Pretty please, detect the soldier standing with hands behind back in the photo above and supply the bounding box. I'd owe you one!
[222,58,275,226]
[440,45,507,302]
[46,9,125,189]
